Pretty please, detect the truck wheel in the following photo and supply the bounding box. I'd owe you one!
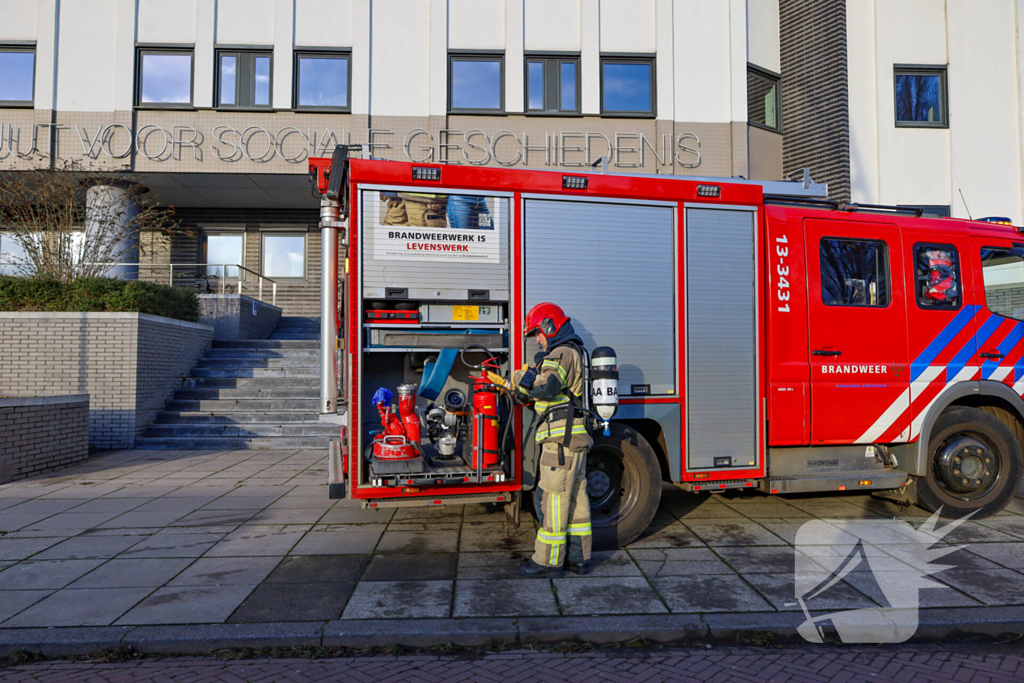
[917,406,1023,519]
[532,422,662,550]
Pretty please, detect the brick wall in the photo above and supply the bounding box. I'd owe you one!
[0,395,89,484]
[197,294,282,340]
[0,313,213,450]
[985,286,1024,320]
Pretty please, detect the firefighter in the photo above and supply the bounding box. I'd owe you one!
[380,192,449,227]
[513,302,594,578]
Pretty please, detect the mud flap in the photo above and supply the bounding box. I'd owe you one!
[504,490,522,529]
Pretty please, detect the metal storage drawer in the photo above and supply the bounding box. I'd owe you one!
[368,329,505,349]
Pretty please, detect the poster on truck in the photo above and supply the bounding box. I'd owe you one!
[366,191,504,263]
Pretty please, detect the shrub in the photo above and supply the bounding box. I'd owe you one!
[0,276,199,322]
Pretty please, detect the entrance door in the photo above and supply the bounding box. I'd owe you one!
[805,219,910,444]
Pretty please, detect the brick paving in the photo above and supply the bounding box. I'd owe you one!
[0,448,1022,630]
[2,644,1024,682]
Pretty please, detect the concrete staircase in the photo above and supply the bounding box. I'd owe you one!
[136,317,339,450]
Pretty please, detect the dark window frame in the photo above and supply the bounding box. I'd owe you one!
[135,46,195,109]
[448,51,505,115]
[912,242,962,311]
[0,44,36,107]
[199,230,246,278]
[215,47,274,110]
[261,231,308,280]
[747,63,782,134]
[293,49,352,112]
[524,52,581,116]
[894,64,949,128]
[599,54,656,118]
[819,236,892,308]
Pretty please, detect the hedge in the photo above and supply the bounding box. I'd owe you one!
[0,276,199,322]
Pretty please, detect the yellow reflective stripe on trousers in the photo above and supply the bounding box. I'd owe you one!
[535,424,590,442]
[537,530,566,544]
[568,522,592,536]
[542,359,567,382]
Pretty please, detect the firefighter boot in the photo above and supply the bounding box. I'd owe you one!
[516,558,564,579]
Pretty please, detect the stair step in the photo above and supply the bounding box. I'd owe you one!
[204,348,320,359]
[145,424,340,437]
[213,340,318,349]
[183,377,318,389]
[156,411,327,424]
[167,398,320,412]
[197,358,319,369]
[189,368,318,379]
[133,437,333,450]
[175,388,319,400]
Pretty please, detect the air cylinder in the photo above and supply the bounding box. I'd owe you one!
[591,347,618,435]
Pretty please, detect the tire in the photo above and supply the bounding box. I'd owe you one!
[532,422,662,550]
[917,406,1023,519]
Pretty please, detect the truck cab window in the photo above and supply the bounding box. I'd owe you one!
[819,238,890,307]
[981,246,1024,321]
[913,244,960,310]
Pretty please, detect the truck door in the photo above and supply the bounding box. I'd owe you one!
[804,219,910,444]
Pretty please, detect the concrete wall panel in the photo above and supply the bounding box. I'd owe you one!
[137,0,196,45]
[449,0,506,50]
[524,0,580,51]
[216,0,276,46]
[599,0,655,53]
[295,0,354,47]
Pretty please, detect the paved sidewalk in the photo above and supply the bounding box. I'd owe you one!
[3,644,1024,683]
[0,448,1022,653]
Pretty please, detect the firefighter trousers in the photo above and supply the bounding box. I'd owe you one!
[533,442,592,567]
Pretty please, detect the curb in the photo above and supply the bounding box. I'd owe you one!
[0,608,1022,658]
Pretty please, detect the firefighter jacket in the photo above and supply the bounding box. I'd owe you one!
[514,342,594,450]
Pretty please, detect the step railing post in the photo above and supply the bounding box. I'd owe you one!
[320,196,342,415]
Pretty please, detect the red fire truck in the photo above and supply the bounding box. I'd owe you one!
[310,147,1024,548]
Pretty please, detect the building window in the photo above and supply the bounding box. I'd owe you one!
[914,244,960,310]
[201,234,244,277]
[0,232,29,275]
[600,56,655,117]
[748,65,780,132]
[449,54,504,114]
[981,246,1024,321]
[217,50,272,109]
[894,66,948,127]
[525,55,579,115]
[136,48,193,106]
[0,46,34,106]
[294,51,350,111]
[819,238,890,307]
[262,233,305,278]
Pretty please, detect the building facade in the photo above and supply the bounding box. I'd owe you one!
[0,0,1023,315]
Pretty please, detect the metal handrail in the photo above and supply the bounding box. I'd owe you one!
[0,261,279,306]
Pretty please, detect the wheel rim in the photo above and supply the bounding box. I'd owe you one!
[586,445,640,528]
[932,431,1003,501]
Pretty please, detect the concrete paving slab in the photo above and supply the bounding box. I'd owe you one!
[63,499,144,514]
[25,512,124,531]
[672,503,746,520]
[376,529,460,554]
[264,555,369,584]
[2,500,84,515]
[743,572,876,612]
[392,506,464,523]
[119,533,223,558]
[652,575,775,613]
[963,542,1024,570]
[204,526,307,557]
[684,520,789,546]
[0,538,66,561]
[97,511,190,529]
[362,553,457,581]
[289,525,386,555]
[460,522,537,553]
[627,521,706,549]
[559,550,642,578]
[0,560,106,590]
[69,558,195,589]
[714,546,799,574]
[934,568,1024,606]
[33,535,144,560]
[169,509,261,527]
[201,496,283,510]
[840,571,982,608]
[167,556,281,587]
[324,616,517,648]
[228,581,354,622]
[115,584,258,625]
[552,577,668,615]
[130,497,221,512]
[0,591,53,624]
[629,547,736,578]
[341,580,452,619]
[244,507,328,525]
[3,587,154,627]
[0,513,61,531]
[453,579,559,617]
[456,551,530,580]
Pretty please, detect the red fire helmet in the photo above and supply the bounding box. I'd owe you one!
[524,302,569,337]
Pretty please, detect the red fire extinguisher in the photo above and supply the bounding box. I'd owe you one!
[472,372,500,469]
